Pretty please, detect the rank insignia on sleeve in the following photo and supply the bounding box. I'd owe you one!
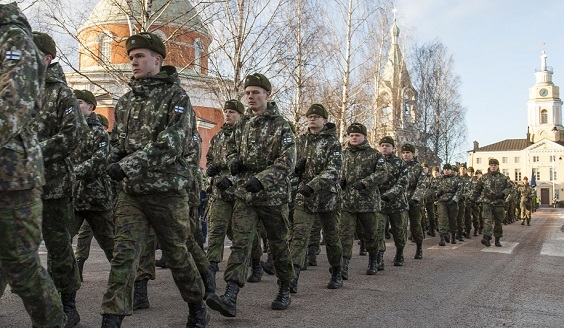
[99,141,107,148]
[6,50,22,60]
[64,107,74,115]
[174,106,185,113]
[283,137,293,144]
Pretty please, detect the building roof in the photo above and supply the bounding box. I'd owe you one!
[473,139,531,152]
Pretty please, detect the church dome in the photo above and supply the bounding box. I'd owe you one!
[79,0,210,38]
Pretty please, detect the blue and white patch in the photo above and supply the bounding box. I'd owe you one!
[378,157,385,163]
[193,134,199,141]
[333,151,341,156]
[283,137,293,144]
[99,141,107,148]
[6,50,22,60]
[174,106,185,113]
[64,107,74,115]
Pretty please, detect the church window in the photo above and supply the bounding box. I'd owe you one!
[98,32,112,63]
[514,169,521,181]
[194,39,203,73]
[541,109,548,124]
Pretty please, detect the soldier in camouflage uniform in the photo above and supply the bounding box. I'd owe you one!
[100,32,208,327]
[289,104,343,292]
[401,144,428,259]
[505,181,518,224]
[206,73,295,317]
[0,4,66,326]
[340,123,388,277]
[466,167,481,236]
[70,90,114,282]
[518,177,534,226]
[424,165,438,237]
[432,164,464,246]
[472,159,512,247]
[457,164,471,240]
[30,31,83,327]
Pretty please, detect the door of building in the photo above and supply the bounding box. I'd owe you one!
[541,188,550,205]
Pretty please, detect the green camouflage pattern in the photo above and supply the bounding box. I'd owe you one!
[517,182,533,221]
[294,123,342,213]
[404,159,428,203]
[184,129,201,207]
[206,198,235,263]
[109,66,194,194]
[431,172,464,203]
[207,124,237,202]
[473,171,512,206]
[341,211,378,259]
[227,102,296,206]
[28,62,82,199]
[379,153,408,214]
[71,112,113,211]
[341,140,388,212]
[0,4,46,192]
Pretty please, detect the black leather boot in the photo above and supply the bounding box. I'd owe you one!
[247,258,263,283]
[133,278,150,310]
[439,234,446,246]
[341,257,350,280]
[359,240,367,256]
[450,233,457,244]
[61,292,80,327]
[261,253,275,275]
[481,235,491,247]
[289,265,300,294]
[307,245,317,266]
[444,233,450,243]
[393,248,404,266]
[201,270,215,300]
[376,251,385,271]
[271,281,291,310]
[187,301,210,328]
[155,256,167,268]
[414,243,423,259]
[457,232,464,241]
[366,253,377,275]
[206,281,239,317]
[327,266,343,289]
[495,236,502,247]
[101,314,124,328]
[76,257,86,282]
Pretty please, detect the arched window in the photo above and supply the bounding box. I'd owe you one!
[98,32,112,63]
[194,39,202,73]
[541,109,548,124]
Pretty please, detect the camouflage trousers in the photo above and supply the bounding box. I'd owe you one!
[341,211,378,259]
[381,210,408,250]
[520,199,531,222]
[188,210,209,274]
[456,201,466,235]
[72,210,114,262]
[224,200,293,287]
[136,228,156,281]
[42,197,81,293]
[505,201,516,223]
[482,204,504,238]
[424,202,437,231]
[0,189,66,328]
[101,190,203,315]
[437,201,458,235]
[291,208,342,267]
[75,221,93,260]
[407,205,424,244]
[190,206,205,249]
[469,203,481,231]
[464,201,473,233]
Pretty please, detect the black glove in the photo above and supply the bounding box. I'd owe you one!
[295,158,307,175]
[408,199,419,207]
[381,194,391,203]
[299,185,314,197]
[447,199,457,206]
[353,181,366,191]
[107,163,126,182]
[206,164,220,177]
[216,176,233,191]
[244,177,264,193]
[229,158,246,175]
[339,178,347,189]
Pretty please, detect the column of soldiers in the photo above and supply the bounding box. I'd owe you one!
[1,4,537,327]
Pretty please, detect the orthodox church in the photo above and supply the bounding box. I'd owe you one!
[468,51,564,205]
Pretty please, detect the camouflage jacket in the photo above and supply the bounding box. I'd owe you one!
[423,174,437,204]
[458,173,472,200]
[517,183,534,202]
[185,131,202,206]
[110,66,194,194]
[341,140,388,213]
[294,123,342,213]
[70,112,112,211]
[379,153,408,214]
[432,173,464,203]
[473,170,512,206]
[404,159,428,205]
[226,102,296,206]
[207,124,237,202]
[466,175,481,202]
[29,62,81,199]
[0,4,46,192]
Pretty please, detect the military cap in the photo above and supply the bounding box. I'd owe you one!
[73,90,97,109]
[379,136,395,146]
[489,158,499,165]
[126,32,166,58]
[459,163,467,168]
[443,163,452,170]
[401,143,415,153]
[475,169,483,175]
[306,103,328,119]
[224,99,245,114]
[346,123,367,136]
[431,166,439,172]
[97,114,109,129]
[421,162,428,168]
[523,176,528,181]
[467,166,475,172]
[33,32,57,58]
[244,73,271,91]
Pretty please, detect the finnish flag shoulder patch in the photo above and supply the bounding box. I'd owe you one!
[5,50,22,60]
[174,106,185,113]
